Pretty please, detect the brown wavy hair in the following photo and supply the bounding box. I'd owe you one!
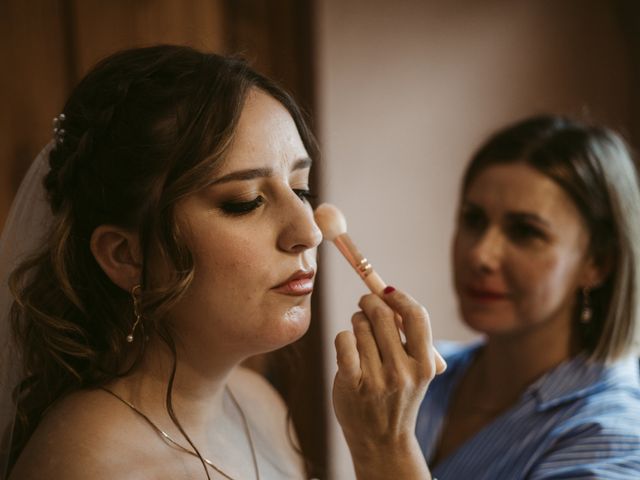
[4,45,318,476]
[461,115,640,362]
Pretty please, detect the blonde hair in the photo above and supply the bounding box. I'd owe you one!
[590,132,640,360]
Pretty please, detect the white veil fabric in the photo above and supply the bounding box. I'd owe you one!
[0,142,54,477]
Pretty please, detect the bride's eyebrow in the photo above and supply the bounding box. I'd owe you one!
[209,157,313,186]
[291,157,313,171]
[210,167,272,185]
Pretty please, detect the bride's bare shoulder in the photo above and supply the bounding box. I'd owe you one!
[9,389,159,480]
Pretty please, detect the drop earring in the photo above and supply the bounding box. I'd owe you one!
[127,284,143,343]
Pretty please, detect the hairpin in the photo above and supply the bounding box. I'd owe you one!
[52,113,66,145]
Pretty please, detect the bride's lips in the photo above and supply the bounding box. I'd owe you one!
[272,270,315,296]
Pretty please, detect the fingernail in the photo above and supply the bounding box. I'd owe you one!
[383,286,396,294]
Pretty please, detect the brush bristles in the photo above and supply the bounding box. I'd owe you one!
[314,203,347,241]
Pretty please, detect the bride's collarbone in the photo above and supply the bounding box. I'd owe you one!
[13,370,305,479]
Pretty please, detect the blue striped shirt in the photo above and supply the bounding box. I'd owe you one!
[416,342,640,479]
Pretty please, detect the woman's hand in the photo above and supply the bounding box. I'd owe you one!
[333,287,445,480]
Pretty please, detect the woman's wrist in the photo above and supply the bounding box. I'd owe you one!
[348,433,432,480]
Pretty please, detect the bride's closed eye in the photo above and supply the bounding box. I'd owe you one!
[220,184,316,216]
[220,196,265,215]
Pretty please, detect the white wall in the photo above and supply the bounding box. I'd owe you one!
[314,1,632,478]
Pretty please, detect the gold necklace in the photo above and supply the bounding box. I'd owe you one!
[101,386,260,480]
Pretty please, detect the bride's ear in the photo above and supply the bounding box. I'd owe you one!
[90,225,142,291]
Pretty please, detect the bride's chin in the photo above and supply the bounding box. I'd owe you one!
[264,307,312,349]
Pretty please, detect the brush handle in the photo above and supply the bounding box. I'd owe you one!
[334,233,387,295]
[332,232,447,372]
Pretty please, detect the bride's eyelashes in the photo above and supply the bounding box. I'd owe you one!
[220,187,315,216]
[220,196,265,215]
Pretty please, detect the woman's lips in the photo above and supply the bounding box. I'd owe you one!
[465,287,509,303]
[273,271,315,296]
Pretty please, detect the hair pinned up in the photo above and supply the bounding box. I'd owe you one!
[5,44,318,473]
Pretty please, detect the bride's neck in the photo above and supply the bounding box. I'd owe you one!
[117,334,242,426]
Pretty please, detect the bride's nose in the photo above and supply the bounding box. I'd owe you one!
[277,194,323,253]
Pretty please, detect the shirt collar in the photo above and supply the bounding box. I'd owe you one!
[529,354,640,411]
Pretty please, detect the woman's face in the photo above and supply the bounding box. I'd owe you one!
[168,89,322,358]
[453,162,598,338]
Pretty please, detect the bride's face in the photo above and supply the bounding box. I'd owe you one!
[168,88,322,358]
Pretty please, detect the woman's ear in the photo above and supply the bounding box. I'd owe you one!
[581,252,613,289]
[90,225,142,291]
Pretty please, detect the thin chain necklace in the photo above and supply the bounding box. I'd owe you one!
[101,386,260,480]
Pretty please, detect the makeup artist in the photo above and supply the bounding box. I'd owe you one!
[414,115,640,479]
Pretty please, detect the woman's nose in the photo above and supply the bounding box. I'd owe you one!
[469,226,503,272]
[277,195,323,253]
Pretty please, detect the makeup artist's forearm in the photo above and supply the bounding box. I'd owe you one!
[349,436,432,480]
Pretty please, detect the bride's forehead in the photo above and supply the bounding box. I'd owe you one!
[234,92,301,142]
[220,130,308,174]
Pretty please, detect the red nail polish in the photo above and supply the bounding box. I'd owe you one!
[383,286,396,294]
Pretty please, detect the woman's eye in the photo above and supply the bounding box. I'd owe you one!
[220,196,265,215]
[509,223,546,242]
[460,209,486,231]
[293,188,316,203]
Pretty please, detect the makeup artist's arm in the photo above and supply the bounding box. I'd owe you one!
[333,288,439,480]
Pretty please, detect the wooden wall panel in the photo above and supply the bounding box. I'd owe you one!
[0,0,69,230]
[615,0,640,153]
[70,0,225,79]
[225,0,316,117]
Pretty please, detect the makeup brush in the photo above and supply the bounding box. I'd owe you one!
[314,203,387,295]
[314,202,446,371]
